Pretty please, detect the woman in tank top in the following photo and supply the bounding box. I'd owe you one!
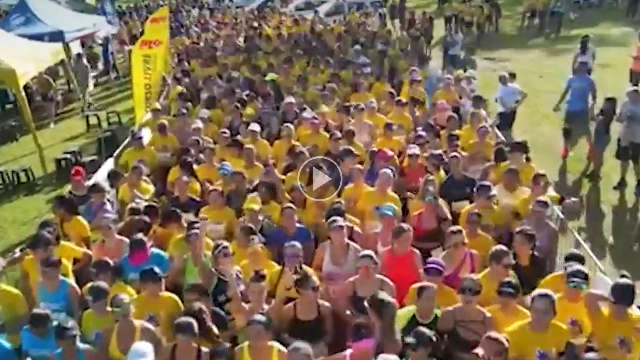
[159,317,210,360]
[99,294,162,360]
[167,224,211,289]
[312,216,361,303]
[341,250,396,341]
[380,224,425,306]
[409,177,452,260]
[370,204,400,253]
[350,104,376,148]
[572,34,596,75]
[235,314,286,360]
[53,321,97,360]
[281,273,333,357]
[441,226,481,290]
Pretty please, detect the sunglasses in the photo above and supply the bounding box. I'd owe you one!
[497,290,518,298]
[458,287,481,296]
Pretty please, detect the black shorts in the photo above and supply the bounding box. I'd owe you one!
[528,9,538,19]
[615,139,640,164]
[630,69,640,86]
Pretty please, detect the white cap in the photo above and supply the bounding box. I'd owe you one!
[247,122,261,132]
[198,109,211,118]
[126,341,155,360]
[283,96,296,105]
[191,120,204,129]
[365,99,377,108]
[407,144,421,155]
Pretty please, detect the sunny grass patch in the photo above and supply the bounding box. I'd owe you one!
[410,0,637,275]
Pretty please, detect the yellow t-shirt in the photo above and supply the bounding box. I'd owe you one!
[61,215,91,247]
[506,319,571,360]
[341,182,373,216]
[477,269,517,307]
[80,308,116,345]
[494,161,537,187]
[465,230,495,261]
[555,294,592,340]
[0,283,29,347]
[486,304,530,334]
[349,91,374,105]
[245,137,273,160]
[167,235,214,259]
[387,111,413,135]
[460,204,509,230]
[432,89,459,105]
[356,188,402,226]
[199,205,238,240]
[537,271,566,294]
[147,133,179,158]
[117,181,155,205]
[374,136,405,155]
[590,306,640,360]
[132,292,184,341]
[299,131,330,154]
[239,259,280,283]
[118,147,158,172]
[166,166,202,198]
[403,282,459,309]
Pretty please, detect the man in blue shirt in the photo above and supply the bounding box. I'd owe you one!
[264,204,315,263]
[553,61,597,159]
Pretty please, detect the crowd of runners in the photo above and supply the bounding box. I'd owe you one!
[0,0,638,360]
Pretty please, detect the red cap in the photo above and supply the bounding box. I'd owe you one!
[70,166,86,181]
[376,148,394,161]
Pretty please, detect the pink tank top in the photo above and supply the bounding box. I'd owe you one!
[442,250,476,290]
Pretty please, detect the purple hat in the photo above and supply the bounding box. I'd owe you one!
[424,258,445,274]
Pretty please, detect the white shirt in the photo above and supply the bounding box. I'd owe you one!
[575,46,596,67]
[448,32,464,55]
[495,83,523,113]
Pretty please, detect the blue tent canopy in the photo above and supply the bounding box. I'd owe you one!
[0,0,112,43]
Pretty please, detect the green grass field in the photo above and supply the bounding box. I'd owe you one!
[0,0,637,282]
[413,3,638,277]
[0,79,133,258]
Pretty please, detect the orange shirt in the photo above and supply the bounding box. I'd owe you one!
[632,43,640,72]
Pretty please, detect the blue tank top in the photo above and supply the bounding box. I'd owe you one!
[20,326,57,360]
[37,277,73,322]
[53,343,92,360]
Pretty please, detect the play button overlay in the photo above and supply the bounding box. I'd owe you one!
[297,156,342,202]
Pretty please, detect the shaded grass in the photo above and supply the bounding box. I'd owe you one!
[0,79,134,259]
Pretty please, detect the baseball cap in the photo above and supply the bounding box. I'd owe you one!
[288,341,314,359]
[563,249,587,267]
[139,266,165,283]
[403,327,437,351]
[283,96,296,105]
[497,278,521,297]
[126,341,155,360]
[407,144,421,155]
[54,321,80,340]
[327,216,347,229]
[475,181,496,198]
[218,162,233,176]
[424,258,445,275]
[70,166,86,181]
[248,122,262,133]
[376,148,394,161]
[565,265,589,289]
[376,203,399,218]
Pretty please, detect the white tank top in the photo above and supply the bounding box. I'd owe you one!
[322,243,359,298]
[576,47,595,67]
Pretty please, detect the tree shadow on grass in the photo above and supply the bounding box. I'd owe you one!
[608,193,640,278]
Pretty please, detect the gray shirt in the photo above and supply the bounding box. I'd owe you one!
[619,100,640,144]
